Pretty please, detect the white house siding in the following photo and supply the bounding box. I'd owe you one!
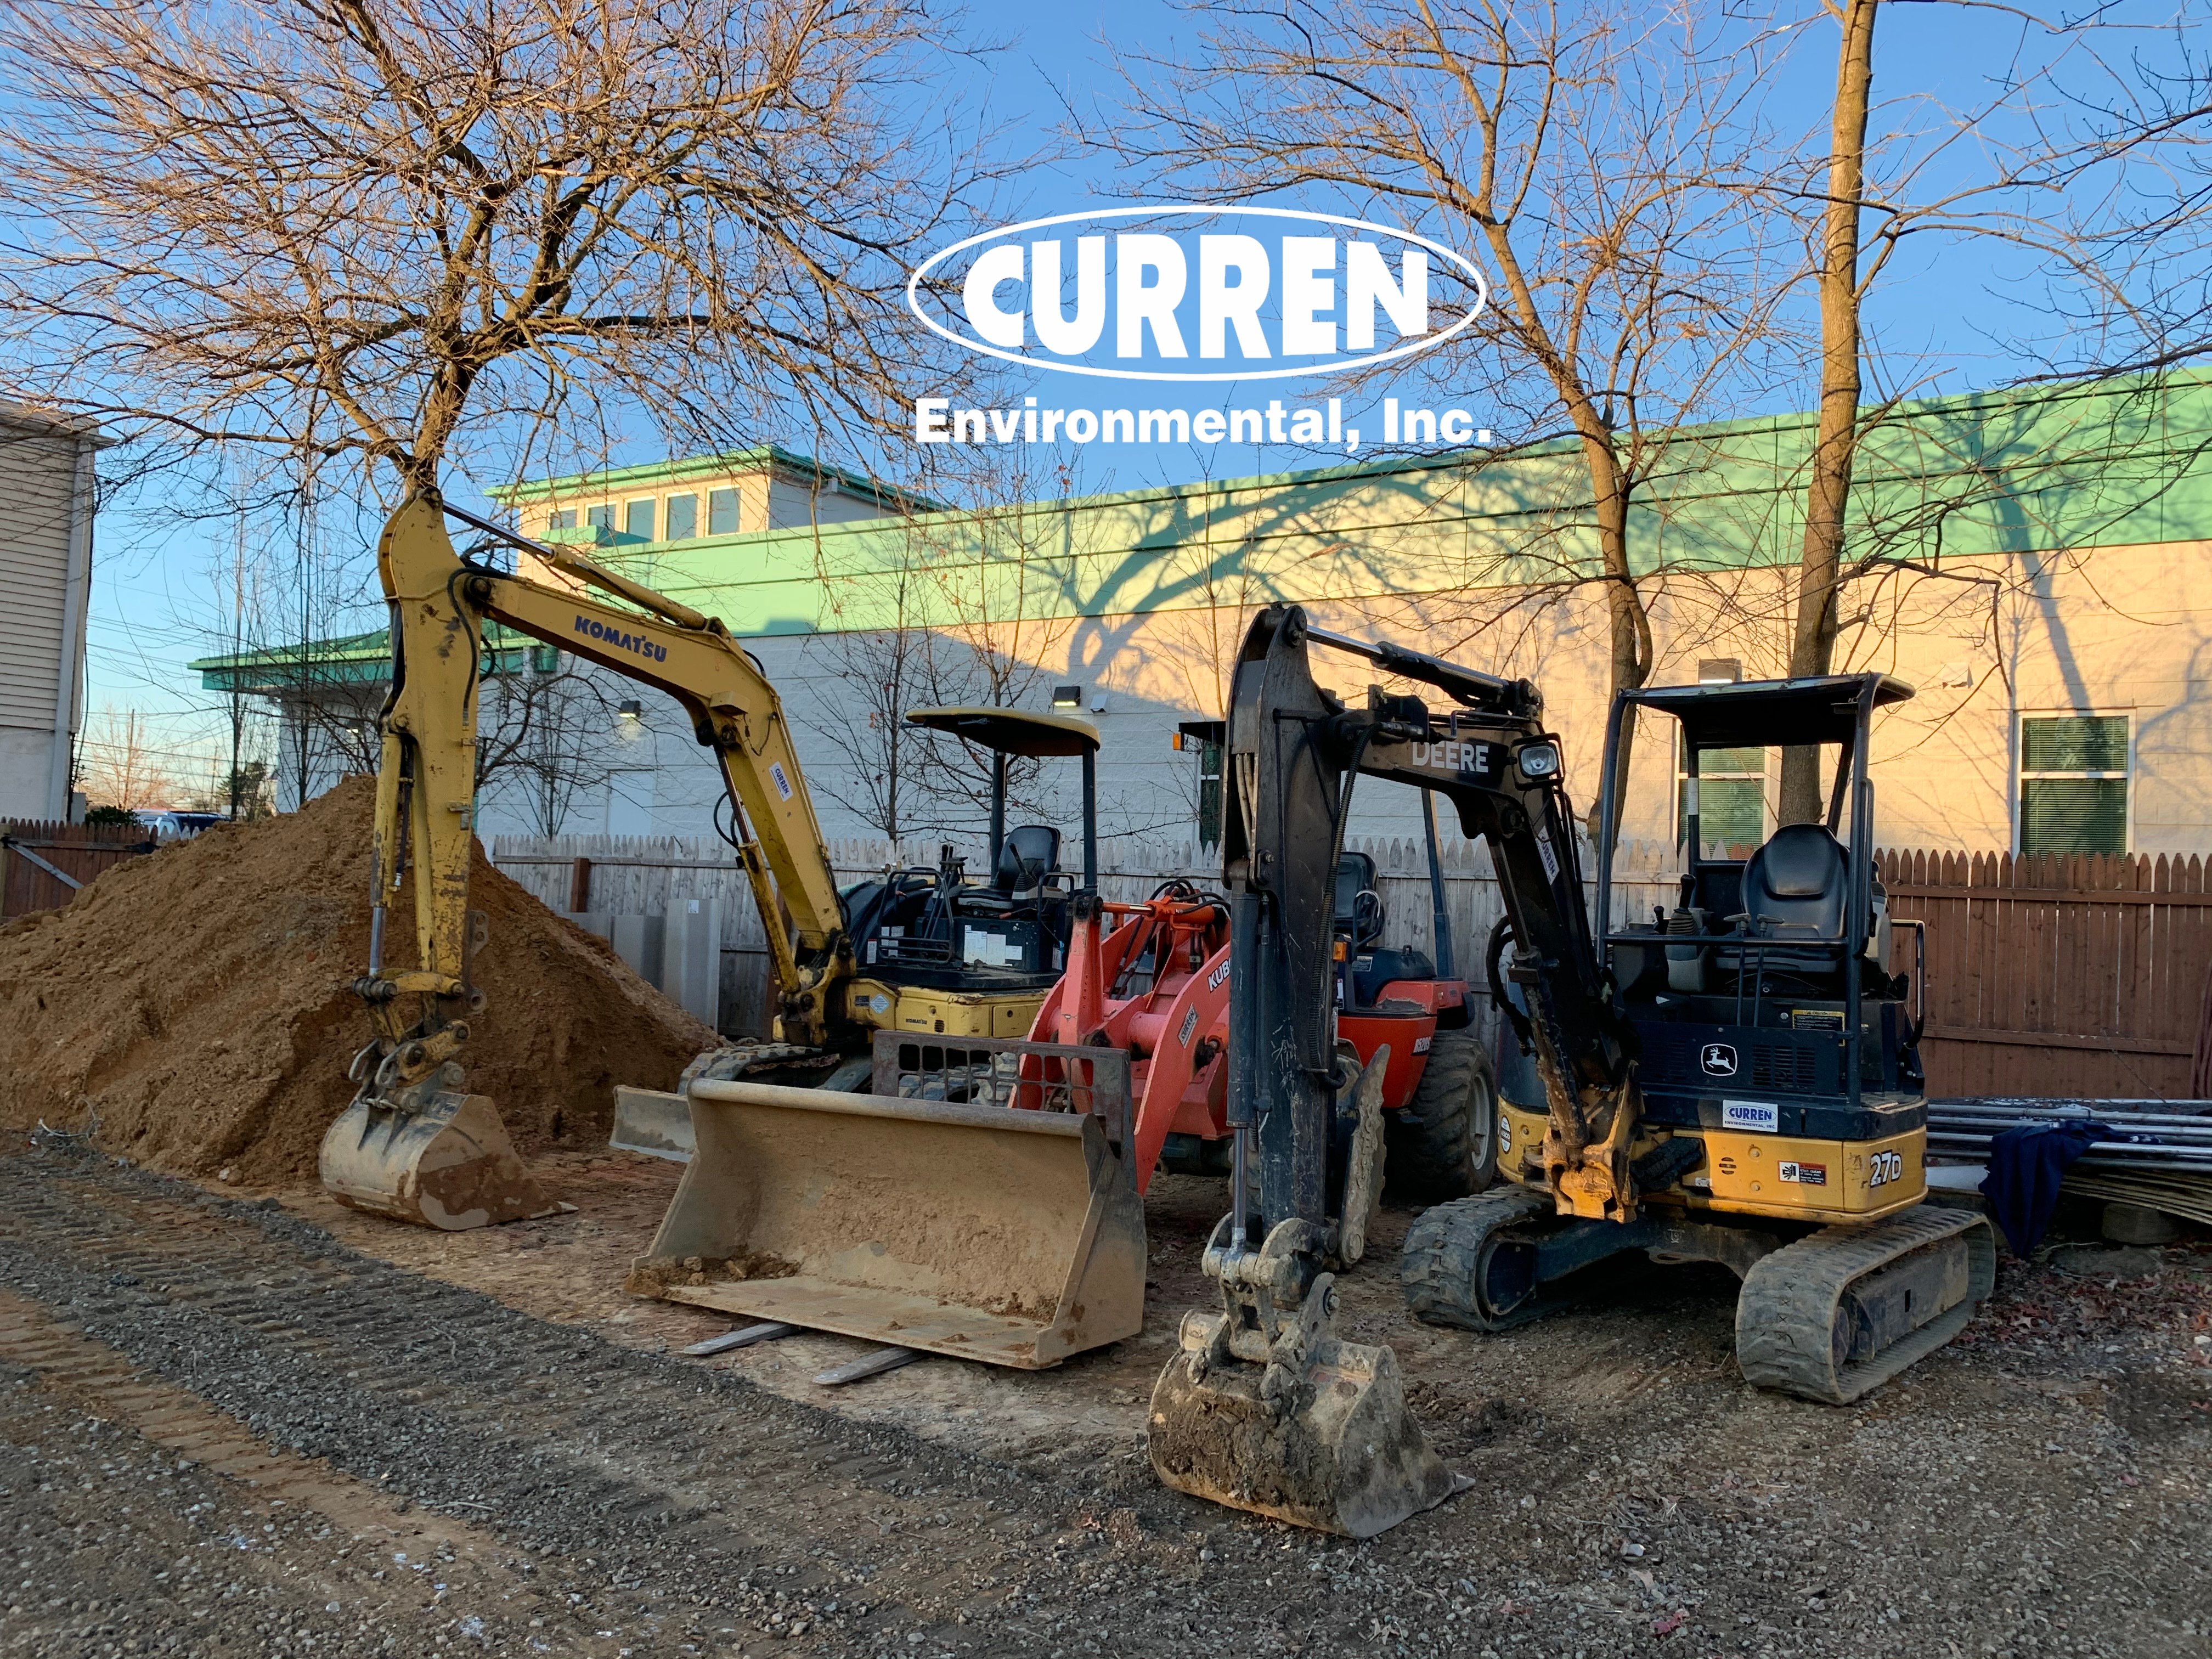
[0,409,100,821]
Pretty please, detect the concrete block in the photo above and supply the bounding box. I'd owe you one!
[2101,1201,2181,1245]
[608,912,667,989]
[664,896,723,1029]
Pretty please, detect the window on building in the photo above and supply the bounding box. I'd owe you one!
[1679,740,1765,854]
[665,493,698,540]
[708,488,740,534]
[625,499,655,540]
[548,508,577,532]
[585,504,613,532]
[1175,727,1224,848]
[2019,714,2129,855]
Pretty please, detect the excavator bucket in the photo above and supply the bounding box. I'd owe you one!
[319,1064,558,1231]
[1149,1313,1459,1538]
[1147,1062,1460,1538]
[627,1037,1146,1368]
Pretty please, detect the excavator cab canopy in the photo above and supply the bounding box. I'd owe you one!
[1595,669,1922,1115]
[1624,673,1914,752]
[907,706,1099,758]
[907,706,1100,895]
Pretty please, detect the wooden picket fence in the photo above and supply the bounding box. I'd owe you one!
[1878,848,2212,1099]
[0,819,158,920]
[491,829,1681,1039]
[489,831,2212,1094]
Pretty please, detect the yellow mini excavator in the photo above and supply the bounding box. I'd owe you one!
[1144,605,1995,1536]
[323,495,1106,1235]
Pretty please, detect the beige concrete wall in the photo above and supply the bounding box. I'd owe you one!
[1025,535,2212,859]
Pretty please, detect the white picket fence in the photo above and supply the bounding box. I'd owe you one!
[490,830,1683,1037]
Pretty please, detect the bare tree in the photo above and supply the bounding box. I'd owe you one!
[77,709,180,811]
[474,653,629,837]
[0,0,1003,495]
[1113,0,1799,832]
[1768,0,2172,821]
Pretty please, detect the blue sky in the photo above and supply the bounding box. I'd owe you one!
[78,0,2199,792]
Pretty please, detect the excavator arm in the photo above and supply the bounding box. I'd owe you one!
[324,495,855,1231]
[1149,603,1641,1536]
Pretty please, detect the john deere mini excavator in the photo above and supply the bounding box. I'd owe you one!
[1144,605,1995,1537]
[323,495,1101,1229]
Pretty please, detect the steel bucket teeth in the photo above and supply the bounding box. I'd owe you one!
[1148,1297,1461,1539]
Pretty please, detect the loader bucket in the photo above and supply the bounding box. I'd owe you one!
[1148,1302,1462,1538]
[610,1085,692,1162]
[320,1068,558,1231]
[627,1075,1146,1368]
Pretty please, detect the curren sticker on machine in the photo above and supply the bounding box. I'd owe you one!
[1720,1099,1779,1133]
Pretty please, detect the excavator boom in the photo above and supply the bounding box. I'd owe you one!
[324,495,855,1229]
[1149,603,1634,1534]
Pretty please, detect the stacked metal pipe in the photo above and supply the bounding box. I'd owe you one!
[1926,1097,2212,1226]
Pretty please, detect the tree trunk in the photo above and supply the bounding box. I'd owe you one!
[1580,431,1651,845]
[1780,0,1878,827]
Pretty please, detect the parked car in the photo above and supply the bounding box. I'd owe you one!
[132,809,226,842]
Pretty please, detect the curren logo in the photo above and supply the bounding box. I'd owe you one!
[1700,1042,1739,1077]
[907,206,1487,383]
[1722,1099,1779,1133]
[574,614,668,664]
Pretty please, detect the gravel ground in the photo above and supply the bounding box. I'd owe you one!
[3,1136,2210,1659]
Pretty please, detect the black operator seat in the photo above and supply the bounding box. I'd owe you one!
[1729,822,1851,975]
[995,825,1061,895]
[1332,850,1435,1006]
[1334,852,1383,950]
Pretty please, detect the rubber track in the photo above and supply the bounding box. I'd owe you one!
[1399,1184,1555,1331]
[1734,1203,1997,1404]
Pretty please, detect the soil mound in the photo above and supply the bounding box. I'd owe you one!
[0,776,716,1183]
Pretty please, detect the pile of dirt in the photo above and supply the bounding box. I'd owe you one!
[0,776,717,1183]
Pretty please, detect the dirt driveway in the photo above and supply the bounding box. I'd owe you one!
[3,1138,2209,1658]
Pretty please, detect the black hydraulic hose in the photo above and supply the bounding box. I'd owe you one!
[1487,915,1536,1055]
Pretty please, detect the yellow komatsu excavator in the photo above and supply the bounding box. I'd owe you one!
[323,496,1111,1260]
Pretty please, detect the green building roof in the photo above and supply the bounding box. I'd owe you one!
[194,369,2212,687]
[485,444,941,512]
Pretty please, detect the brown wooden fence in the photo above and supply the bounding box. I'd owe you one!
[0,820,157,920]
[1878,848,2212,1099]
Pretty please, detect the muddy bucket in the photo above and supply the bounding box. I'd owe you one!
[1148,1224,1462,1538]
[320,1066,557,1231]
[627,1066,1146,1369]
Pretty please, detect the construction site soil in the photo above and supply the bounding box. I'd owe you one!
[0,777,714,1184]
[2,806,2208,1655]
[2,1135,2206,1659]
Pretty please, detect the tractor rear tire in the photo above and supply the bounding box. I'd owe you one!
[1385,1025,1499,1202]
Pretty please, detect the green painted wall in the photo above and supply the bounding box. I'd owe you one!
[196,369,2212,682]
